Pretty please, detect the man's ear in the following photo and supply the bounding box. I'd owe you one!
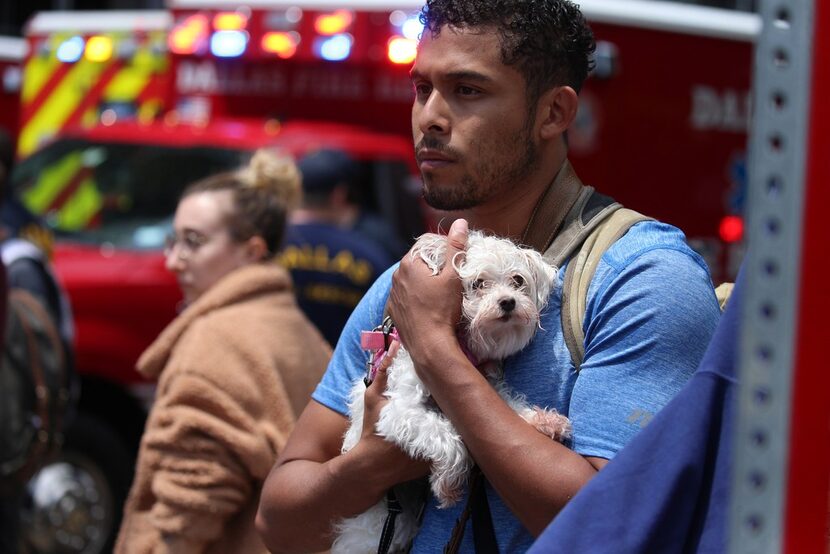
[536,86,579,141]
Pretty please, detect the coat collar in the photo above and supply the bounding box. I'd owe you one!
[137,263,292,379]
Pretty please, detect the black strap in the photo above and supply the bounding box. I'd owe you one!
[470,467,498,554]
[443,466,498,554]
[377,489,403,554]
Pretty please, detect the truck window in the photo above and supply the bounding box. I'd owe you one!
[10,139,247,250]
[10,140,423,255]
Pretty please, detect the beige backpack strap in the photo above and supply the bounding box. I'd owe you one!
[714,282,734,310]
[561,208,652,370]
[542,187,620,268]
[521,160,585,253]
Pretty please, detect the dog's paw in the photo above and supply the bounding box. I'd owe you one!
[410,233,447,275]
[527,407,572,442]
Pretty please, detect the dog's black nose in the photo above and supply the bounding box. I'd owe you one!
[499,298,516,313]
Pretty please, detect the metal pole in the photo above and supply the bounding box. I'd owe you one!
[729,0,830,551]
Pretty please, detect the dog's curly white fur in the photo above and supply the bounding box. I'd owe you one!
[333,231,572,554]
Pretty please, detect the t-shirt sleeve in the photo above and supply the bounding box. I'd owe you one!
[569,245,721,459]
[312,264,397,416]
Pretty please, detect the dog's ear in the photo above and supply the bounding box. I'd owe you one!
[410,233,447,275]
[523,249,558,308]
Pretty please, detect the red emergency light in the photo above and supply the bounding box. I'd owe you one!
[719,214,744,243]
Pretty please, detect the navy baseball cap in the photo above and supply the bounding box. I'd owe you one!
[297,149,358,194]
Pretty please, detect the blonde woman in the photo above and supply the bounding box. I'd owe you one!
[116,150,331,554]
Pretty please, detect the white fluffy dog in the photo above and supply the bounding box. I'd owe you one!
[333,230,572,554]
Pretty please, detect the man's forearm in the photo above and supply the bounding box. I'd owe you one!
[414,346,598,535]
[257,442,419,553]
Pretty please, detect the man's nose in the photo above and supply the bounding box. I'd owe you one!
[414,90,450,136]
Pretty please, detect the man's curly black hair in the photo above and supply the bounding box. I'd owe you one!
[420,0,596,103]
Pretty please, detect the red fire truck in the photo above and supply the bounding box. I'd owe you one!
[9,1,758,552]
[0,35,24,144]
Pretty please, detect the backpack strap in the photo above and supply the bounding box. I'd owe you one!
[521,161,653,368]
[520,159,585,252]
[714,282,734,310]
[559,208,652,370]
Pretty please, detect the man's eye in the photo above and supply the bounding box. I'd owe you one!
[511,275,525,288]
[457,86,478,96]
[414,83,432,96]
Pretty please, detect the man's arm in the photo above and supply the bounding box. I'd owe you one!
[388,219,601,536]
[256,350,429,554]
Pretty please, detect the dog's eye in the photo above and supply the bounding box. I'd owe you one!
[511,275,525,288]
[472,279,484,291]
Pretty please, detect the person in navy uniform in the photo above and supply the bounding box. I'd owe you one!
[280,149,396,346]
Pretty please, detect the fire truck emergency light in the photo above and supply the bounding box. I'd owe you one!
[56,36,85,63]
[387,37,417,65]
[85,36,114,62]
[388,11,423,64]
[314,10,354,36]
[262,31,299,59]
[390,10,424,41]
[211,30,248,57]
[401,18,424,41]
[315,34,353,61]
[719,215,744,243]
[169,13,209,55]
[213,12,248,31]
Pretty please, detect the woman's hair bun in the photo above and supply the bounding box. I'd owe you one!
[239,148,302,211]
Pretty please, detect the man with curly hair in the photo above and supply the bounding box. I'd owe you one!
[257,1,720,552]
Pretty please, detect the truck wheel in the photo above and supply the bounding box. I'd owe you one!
[21,413,135,554]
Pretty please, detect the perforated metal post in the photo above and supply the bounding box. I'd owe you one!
[729,0,830,552]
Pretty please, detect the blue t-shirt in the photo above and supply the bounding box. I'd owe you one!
[313,220,721,553]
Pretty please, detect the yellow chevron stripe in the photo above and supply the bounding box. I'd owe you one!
[18,56,115,156]
[20,33,69,104]
[104,38,169,103]
[22,151,83,214]
[138,99,163,123]
[56,177,102,231]
[104,64,151,102]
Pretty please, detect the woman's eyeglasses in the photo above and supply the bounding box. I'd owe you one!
[164,231,209,260]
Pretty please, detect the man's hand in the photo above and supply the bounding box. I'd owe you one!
[389,218,469,367]
[358,340,431,484]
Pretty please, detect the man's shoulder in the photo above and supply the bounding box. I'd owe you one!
[602,219,707,273]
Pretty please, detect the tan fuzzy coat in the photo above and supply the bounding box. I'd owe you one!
[115,264,330,554]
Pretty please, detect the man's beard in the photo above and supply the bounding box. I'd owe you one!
[419,124,539,212]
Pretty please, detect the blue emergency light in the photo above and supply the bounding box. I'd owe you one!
[57,36,85,63]
[401,16,424,41]
[315,34,353,61]
[210,30,248,57]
